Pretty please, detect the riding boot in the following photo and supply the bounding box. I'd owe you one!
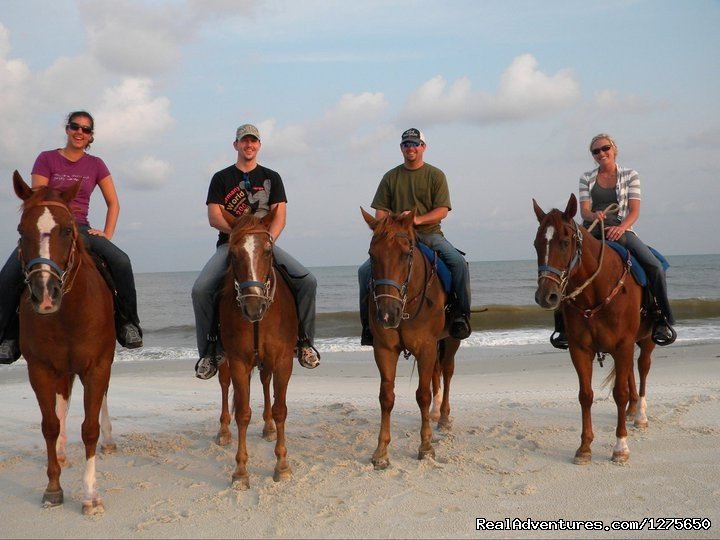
[0,312,21,363]
[550,310,569,349]
[649,276,676,346]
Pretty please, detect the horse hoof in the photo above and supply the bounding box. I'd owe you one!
[634,419,648,429]
[573,452,592,465]
[101,443,117,454]
[273,467,292,482]
[215,433,232,447]
[612,451,630,463]
[232,476,250,491]
[42,489,64,507]
[262,429,277,442]
[372,457,390,470]
[82,499,105,515]
[418,448,436,461]
[437,417,453,432]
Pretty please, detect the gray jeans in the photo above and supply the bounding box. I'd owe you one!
[191,243,317,358]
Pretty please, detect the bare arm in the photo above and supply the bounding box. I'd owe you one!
[413,206,448,227]
[95,175,120,239]
[267,202,287,241]
[208,203,233,234]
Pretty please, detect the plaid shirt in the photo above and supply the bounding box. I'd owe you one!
[578,164,641,231]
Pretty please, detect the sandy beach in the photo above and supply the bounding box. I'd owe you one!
[1,342,718,539]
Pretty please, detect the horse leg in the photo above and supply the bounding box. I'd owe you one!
[29,368,64,507]
[79,368,111,515]
[634,337,654,429]
[270,364,292,482]
[430,351,442,422]
[231,362,252,490]
[611,346,634,463]
[416,347,438,461]
[55,375,72,468]
[260,365,277,441]
[437,338,459,431]
[372,349,398,470]
[215,360,232,446]
[99,393,116,454]
[570,349,595,465]
[626,364,639,422]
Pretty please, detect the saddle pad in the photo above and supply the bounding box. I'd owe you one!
[417,242,452,294]
[606,241,669,287]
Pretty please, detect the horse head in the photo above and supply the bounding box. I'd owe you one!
[14,170,81,314]
[532,194,583,310]
[225,207,276,322]
[362,207,417,329]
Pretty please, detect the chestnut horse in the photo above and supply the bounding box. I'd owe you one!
[533,194,655,464]
[361,208,460,469]
[217,209,297,490]
[13,171,116,514]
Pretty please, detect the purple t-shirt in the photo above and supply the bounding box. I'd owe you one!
[31,150,111,226]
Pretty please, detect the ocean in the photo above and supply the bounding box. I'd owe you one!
[119,254,720,363]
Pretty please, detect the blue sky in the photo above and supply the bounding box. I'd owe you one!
[1,0,718,273]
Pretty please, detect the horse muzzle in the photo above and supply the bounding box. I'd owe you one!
[238,297,269,322]
[27,275,63,314]
[535,281,561,310]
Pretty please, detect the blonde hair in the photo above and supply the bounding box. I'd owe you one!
[589,133,617,155]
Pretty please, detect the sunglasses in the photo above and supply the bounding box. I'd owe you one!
[67,122,94,135]
[401,141,421,148]
[591,144,612,155]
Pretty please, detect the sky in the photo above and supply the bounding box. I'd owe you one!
[0,0,718,273]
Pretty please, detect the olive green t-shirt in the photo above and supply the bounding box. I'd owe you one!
[371,163,451,235]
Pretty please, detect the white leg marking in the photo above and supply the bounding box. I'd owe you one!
[613,436,629,455]
[55,392,69,461]
[100,394,114,448]
[83,455,98,501]
[635,396,648,426]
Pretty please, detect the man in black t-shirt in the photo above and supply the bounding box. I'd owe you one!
[192,124,320,379]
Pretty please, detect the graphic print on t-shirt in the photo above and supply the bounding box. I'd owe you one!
[223,179,272,217]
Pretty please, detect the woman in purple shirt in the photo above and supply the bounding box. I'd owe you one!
[0,111,142,362]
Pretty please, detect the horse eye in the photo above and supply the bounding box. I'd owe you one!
[63,227,73,236]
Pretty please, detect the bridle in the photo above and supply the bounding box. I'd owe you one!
[19,200,80,294]
[536,219,584,299]
[231,231,277,308]
[370,232,415,319]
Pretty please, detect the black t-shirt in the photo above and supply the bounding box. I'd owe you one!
[206,164,287,246]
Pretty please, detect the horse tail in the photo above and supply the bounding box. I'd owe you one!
[600,364,616,390]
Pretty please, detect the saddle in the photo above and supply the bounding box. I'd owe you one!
[89,252,137,347]
[416,242,452,294]
[606,242,669,287]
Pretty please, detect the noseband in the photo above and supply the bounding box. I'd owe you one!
[371,232,414,319]
[19,201,79,292]
[232,231,277,307]
[537,220,583,298]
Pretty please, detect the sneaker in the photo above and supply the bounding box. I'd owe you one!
[195,355,224,380]
[0,339,20,364]
[449,314,471,340]
[119,324,143,349]
[550,331,569,350]
[652,322,676,346]
[360,326,373,347]
[297,343,320,369]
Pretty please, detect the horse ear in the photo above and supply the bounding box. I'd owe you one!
[532,198,546,222]
[260,206,277,229]
[361,207,376,228]
[399,208,416,229]
[13,170,33,201]
[60,180,82,204]
[564,193,577,219]
[221,208,237,229]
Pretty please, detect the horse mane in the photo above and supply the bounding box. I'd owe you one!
[229,213,270,239]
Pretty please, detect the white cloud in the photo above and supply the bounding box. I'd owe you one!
[401,54,580,125]
[125,156,171,190]
[589,89,665,115]
[94,78,174,146]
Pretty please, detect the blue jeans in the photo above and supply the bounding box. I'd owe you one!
[191,243,317,359]
[619,232,675,324]
[358,233,471,326]
[0,227,141,342]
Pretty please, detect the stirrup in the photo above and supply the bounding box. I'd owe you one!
[652,323,677,346]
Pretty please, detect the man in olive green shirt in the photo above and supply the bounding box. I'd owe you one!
[358,128,472,344]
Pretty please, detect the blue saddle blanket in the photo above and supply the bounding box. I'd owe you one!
[606,242,669,287]
[417,242,452,294]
